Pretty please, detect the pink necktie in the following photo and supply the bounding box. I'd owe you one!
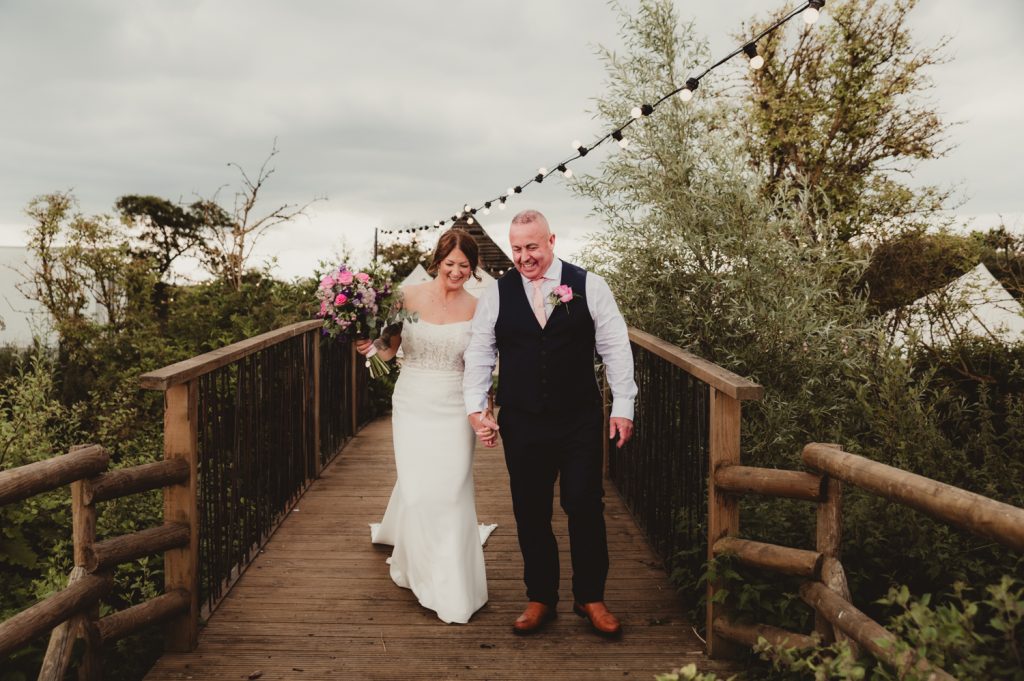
[530,278,547,328]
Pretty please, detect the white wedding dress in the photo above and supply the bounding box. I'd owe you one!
[369,320,496,624]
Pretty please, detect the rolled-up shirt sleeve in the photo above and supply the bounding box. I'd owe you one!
[587,273,637,421]
[463,282,500,415]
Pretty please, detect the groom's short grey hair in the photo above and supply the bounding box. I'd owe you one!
[511,209,550,231]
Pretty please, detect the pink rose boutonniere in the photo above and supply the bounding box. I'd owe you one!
[548,284,580,313]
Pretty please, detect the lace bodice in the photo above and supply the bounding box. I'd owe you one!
[400,320,471,372]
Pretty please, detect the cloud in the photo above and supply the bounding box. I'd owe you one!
[0,0,1021,285]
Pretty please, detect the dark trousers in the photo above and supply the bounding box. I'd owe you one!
[498,405,609,606]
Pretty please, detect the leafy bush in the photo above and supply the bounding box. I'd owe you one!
[752,577,1024,680]
[1,192,349,679]
[574,3,1024,677]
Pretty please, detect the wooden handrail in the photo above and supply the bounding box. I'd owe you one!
[713,537,823,578]
[803,443,1024,553]
[93,589,189,643]
[801,582,955,681]
[85,459,189,504]
[85,523,190,573]
[628,327,764,400]
[712,616,815,651]
[139,319,321,391]
[0,573,112,657]
[0,445,108,506]
[715,465,824,502]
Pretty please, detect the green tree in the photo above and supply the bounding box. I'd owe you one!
[376,234,430,281]
[199,142,320,290]
[574,0,1021,651]
[115,195,205,281]
[20,192,163,403]
[742,0,954,242]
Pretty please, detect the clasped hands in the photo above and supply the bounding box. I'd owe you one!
[468,410,499,448]
[469,412,633,449]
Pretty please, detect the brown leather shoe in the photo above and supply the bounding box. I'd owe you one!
[573,601,622,637]
[512,601,556,635]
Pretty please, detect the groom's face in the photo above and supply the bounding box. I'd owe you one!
[509,219,555,280]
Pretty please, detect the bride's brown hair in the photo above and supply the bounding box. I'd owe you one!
[427,228,482,281]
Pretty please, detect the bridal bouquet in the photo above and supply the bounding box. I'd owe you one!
[316,263,395,377]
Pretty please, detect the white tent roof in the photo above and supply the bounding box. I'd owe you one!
[891,262,1024,347]
[400,264,432,288]
[463,269,496,299]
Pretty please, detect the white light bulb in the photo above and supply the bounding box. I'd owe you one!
[467,217,475,225]
[563,168,573,178]
[749,54,765,70]
[507,188,515,197]
[803,7,820,23]
[498,201,506,210]
[483,207,490,215]
[572,139,581,149]
[678,88,694,102]
[618,138,630,149]
[434,221,440,227]
[464,203,471,212]
[538,167,547,176]
[631,106,642,119]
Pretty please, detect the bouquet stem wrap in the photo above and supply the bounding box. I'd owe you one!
[362,344,391,378]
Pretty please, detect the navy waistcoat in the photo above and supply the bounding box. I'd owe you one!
[495,260,601,414]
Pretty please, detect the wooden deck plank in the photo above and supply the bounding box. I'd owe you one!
[145,416,731,680]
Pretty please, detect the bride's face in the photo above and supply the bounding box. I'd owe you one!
[437,247,472,292]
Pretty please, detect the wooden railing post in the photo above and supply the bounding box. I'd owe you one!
[71,445,102,681]
[39,445,104,681]
[163,381,199,652]
[814,451,856,651]
[706,388,742,659]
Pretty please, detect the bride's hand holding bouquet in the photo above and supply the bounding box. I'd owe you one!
[316,262,414,378]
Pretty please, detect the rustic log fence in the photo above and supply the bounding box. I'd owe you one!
[0,445,184,680]
[0,321,369,679]
[608,328,1024,678]
[5,318,1022,679]
[706,444,1024,678]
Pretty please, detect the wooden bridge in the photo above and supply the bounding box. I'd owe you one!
[2,321,1023,680]
[143,415,737,680]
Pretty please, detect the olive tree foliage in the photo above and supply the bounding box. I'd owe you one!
[21,191,158,340]
[575,0,1022,642]
[575,0,878,465]
[741,0,954,243]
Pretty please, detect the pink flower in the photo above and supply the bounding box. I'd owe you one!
[355,272,370,283]
[319,274,335,290]
[319,300,329,315]
[338,271,354,285]
[555,284,574,303]
[334,293,348,306]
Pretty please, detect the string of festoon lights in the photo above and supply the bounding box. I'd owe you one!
[379,0,825,236]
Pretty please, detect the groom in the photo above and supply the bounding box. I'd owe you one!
[464,209,637,636]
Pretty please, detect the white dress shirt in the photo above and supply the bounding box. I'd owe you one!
[463,259,637,420]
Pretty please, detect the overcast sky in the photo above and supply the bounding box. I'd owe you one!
[1,0,1021,280]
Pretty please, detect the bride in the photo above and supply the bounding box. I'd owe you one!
[356,229,497,624]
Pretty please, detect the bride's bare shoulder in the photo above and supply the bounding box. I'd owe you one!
[404,282,431,294]
[400,283,429,310]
